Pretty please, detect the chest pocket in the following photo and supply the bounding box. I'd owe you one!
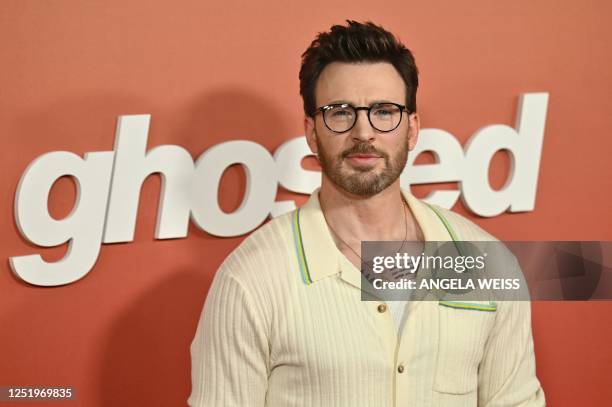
[434,301,497,395]
[425,203,498,395]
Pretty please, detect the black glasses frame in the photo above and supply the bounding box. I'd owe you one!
[314,102,410,134]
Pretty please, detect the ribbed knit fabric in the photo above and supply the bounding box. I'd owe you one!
[188,188,546,406]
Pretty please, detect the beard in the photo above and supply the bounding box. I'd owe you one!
[315,131,409,197]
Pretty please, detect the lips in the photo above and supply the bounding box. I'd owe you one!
[348,154,380,158]
[346,153,381,166]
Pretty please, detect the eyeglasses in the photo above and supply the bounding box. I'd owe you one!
[314,102,410,134]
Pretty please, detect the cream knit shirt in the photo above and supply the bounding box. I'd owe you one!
[189,188,546,406]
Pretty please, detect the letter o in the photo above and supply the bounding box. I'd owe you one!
[191,141,278,237]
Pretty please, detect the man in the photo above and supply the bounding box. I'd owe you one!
[189,20,545,406]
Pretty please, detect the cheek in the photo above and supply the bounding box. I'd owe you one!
[320,141,343,159]
[381,135,408,153]
[316,133,346,157]
[397,131,412,150]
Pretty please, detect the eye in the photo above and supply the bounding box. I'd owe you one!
[327,106,354,118]
[371,104,400,119]
[331,109,351,117]
[372,106,394,116]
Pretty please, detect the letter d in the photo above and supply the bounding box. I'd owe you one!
[462,93,549,217]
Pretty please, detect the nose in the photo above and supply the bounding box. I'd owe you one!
[351,110,375,142]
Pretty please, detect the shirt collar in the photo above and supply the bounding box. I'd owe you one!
[293,187,453,287]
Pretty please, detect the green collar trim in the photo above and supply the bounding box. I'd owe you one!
[439,300,498,312]
[425,202,460,241]
[292,201,464,290]
[292,209,313,285]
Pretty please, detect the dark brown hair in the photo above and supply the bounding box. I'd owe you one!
[299,20,419,117]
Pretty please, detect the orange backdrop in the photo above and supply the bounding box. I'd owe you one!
[1,1,611,405]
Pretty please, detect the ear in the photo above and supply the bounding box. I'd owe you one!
[407,112,420,151]
[304,115,319,154]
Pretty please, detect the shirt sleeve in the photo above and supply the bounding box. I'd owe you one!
[188,269,270,407]
[477,297,546,406]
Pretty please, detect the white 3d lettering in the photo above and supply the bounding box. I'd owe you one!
[9,93,548,286]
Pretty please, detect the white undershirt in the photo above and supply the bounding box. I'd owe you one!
[387,300,408,335]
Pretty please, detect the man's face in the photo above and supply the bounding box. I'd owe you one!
[305,62,419,197]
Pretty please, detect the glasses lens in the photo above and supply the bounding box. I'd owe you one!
[323,105,355,133]
[369,103,402,132]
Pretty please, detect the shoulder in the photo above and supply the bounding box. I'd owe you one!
[215,210,296,283]
[428,203,498,242]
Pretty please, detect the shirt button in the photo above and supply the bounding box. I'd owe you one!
[397,364,405,373]
[377,304,387,313]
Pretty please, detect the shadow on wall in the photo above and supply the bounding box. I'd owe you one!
[175,86,293,150]
[98,270,210,407]
[177,86,296,234]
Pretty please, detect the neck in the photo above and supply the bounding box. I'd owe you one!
[318,176,423,248]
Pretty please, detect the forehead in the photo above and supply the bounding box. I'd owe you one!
[315,62,406,105]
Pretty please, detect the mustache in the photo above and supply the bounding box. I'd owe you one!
[341,143,388,159]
